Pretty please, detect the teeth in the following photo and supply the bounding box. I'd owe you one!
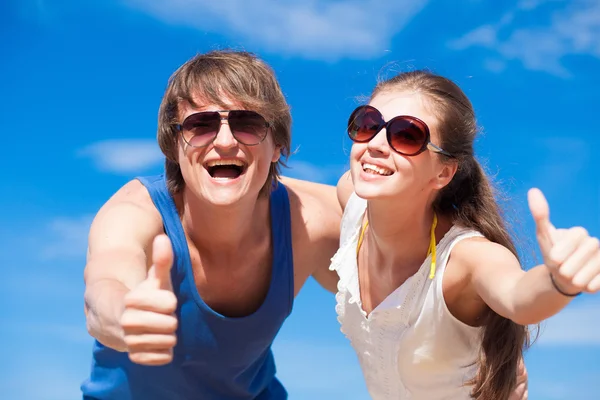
[206,159,245,168]
[362,162,393,176]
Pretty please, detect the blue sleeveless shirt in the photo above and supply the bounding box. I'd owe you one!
[81,175,294,400]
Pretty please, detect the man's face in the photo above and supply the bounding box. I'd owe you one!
[176,97,280,206]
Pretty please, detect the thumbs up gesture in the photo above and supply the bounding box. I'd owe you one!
[528,188,600,295]
[120,234,178,365]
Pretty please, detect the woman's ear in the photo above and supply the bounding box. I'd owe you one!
[434,160,458,190]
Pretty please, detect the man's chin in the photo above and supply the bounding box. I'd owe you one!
[202,186,246,206]
[200,179,262,207]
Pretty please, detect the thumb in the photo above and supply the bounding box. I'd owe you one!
[527,188,557,258]
[147,234,174,290]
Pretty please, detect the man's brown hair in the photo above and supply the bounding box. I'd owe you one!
[157,50,292,194]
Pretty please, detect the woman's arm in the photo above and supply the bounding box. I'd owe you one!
[452,189,600,325]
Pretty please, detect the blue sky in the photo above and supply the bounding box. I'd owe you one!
[1,0,599,399]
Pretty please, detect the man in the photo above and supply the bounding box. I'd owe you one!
[81,50,340,400]
[81,50,527,399]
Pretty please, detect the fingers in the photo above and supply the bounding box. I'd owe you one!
[528,188,600,295]
[121,307,178,366]
[527,188,550,224]
[528,188,558,261]
[587,268,600,293]
[122,236,178,366]
[549,229,600,293]
[508,381,528,400]
[509,357,528,400]
[516,357,527,385]
[548,227,590,268]
[557,235,599,283]
[578,252,600,293]
[124,288,178,314]
[148,234,174,290]
[120,309,178,335]
[128,349,174,366]
[124,333,177,353]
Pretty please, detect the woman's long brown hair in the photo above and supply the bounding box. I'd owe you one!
[371,70,531,400]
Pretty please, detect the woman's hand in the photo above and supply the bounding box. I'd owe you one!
[528,188,600,295]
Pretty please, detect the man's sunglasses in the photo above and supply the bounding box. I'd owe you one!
[347,105,453,157]
[175,110,270,147]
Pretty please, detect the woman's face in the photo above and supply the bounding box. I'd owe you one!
[350,91,454,203]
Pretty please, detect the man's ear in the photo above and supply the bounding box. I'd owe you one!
[271,145,282,163]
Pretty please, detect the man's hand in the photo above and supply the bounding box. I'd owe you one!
[120,235,178,365]
[509,357,528,400]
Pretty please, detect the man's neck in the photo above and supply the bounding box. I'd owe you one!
[179,188,271,260]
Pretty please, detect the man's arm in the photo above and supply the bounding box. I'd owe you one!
[84,180,163,351]
[280,176,342,293]
[336,170,353,211]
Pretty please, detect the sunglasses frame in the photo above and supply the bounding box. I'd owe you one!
[174,110,271,147]
[348,105,453,158]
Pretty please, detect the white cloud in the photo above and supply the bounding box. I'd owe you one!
[42,215,94,259]
[123,0,429,61]
[517,0,566,11]
[482,58,507,73]
[78,139,164,174]
[535,300,600,346]
[449,0,600,77]
[451,25,499,49]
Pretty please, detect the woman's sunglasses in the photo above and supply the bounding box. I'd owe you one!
[175,110,270,147]
[347,105,453,157]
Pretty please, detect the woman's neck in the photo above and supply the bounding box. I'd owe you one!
[362,196,453,274]
[364,198,434,271]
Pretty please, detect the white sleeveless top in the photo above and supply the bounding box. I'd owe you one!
[330,193,485,400]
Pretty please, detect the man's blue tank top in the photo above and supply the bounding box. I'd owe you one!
[81,175,294,400]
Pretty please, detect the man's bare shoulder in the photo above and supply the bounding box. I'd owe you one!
[336,170,353,210]
[85,179,165,290]
[89,179,163,253]
[104,179,159,212]
[279,176,341,234]
[279,177,342,293]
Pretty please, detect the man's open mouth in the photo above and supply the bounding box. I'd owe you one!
[204,159,248,180]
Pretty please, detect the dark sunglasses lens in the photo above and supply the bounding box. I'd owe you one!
[228,110,268,145]
[348,107,382,142]
[388,117,427,155]
[181,112,221,147]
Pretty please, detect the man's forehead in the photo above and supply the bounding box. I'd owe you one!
[183,92,243,110]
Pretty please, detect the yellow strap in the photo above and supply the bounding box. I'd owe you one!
[428,213,438,280]
[357,218,369,256]
[356,212,438,280]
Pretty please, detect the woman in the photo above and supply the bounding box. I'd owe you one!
[330,70,600,399]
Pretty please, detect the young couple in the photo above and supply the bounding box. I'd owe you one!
[81,50,600,400]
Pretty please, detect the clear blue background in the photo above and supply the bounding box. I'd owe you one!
[1,0,599,399]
